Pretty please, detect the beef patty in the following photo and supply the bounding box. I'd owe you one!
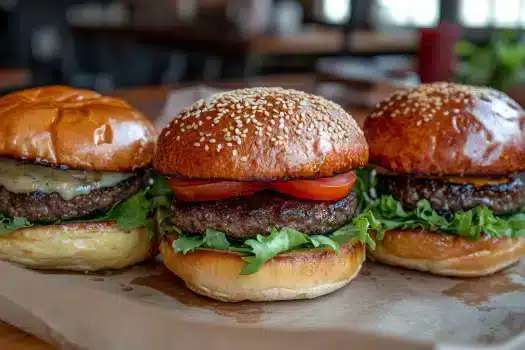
[0,175,143,222]
[171,191,357,238]
[378,173,525,214]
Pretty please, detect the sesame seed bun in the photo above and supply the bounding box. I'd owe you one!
[160,235,365,302]
[367,230,525,277]
[364,83,525,176]
[154,87,368,180]
[0,86,157,171]
[0,222,154,271]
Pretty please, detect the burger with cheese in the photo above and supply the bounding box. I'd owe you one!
[0,86,161,271]
[154,87,373,302]
[360,82,525,276]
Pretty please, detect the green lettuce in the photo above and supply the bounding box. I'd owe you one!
[172,217,374,275]
[0,215,32,234]
[354,167,525,240]
[0,172,172,237]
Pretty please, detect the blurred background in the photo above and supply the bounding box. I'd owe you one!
[2,0,525,106]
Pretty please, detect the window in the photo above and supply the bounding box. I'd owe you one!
[322,0,352,25]
[460,0,525,27]
[376,0,439,27]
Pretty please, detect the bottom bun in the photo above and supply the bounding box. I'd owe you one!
[0,222,153,271]
[368,229,525,277]
[160,236,365,302]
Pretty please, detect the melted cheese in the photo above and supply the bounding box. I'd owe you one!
[0,158,133,200]
[416,175,510,188]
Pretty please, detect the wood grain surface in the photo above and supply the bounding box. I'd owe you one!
[0,75,372,349]
[0,322,55,349]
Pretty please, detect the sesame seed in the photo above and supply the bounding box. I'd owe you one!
[193,142,200,147]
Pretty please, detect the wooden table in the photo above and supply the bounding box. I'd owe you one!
[0,74,373,348]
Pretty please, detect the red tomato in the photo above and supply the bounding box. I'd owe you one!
[271,171,356,201]
[168,171,356,202]
[168,178,264,201]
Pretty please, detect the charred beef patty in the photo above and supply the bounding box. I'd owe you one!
[379,173,525,214]
[0,175,143,222]
[172,191,357,238]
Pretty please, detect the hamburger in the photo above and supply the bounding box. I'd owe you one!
[361,82,525,277]
[0,86,161,271]
[154,87,372,302]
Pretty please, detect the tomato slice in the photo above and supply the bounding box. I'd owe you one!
[168,178,264,201]
[271,172,356,201]
[168,172,356,202]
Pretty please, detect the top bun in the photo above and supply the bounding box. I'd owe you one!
[154,87,368,180]
[364,83,525,176]
[0,86,157,172]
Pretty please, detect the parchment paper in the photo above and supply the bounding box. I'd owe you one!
[1,86,524,350]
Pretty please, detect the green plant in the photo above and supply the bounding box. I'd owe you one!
[455,30,525,90]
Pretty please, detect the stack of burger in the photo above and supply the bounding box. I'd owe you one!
[0,86,161,271]
[361,82,525,276]
[154,87,373,302]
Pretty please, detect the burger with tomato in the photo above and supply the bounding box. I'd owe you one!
[360,82,525,277]
[154,87,372,302]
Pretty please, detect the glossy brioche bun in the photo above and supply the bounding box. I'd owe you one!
[0,86,157,171]
[0,222,153,271]
[154,87,368,180]
[368,230,525,277]
[160,236,365,302]
[364,83,525,176]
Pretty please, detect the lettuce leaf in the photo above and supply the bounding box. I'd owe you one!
[354,167,525,240]
[172,235,205,254]
[105,190,151,232]
[241,228,310,275]
[0,215,32,235]
[171,218,374,275]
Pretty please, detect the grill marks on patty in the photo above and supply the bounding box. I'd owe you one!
[0,175,144,222]
[171,191,357,239]
[379,173,525,214]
